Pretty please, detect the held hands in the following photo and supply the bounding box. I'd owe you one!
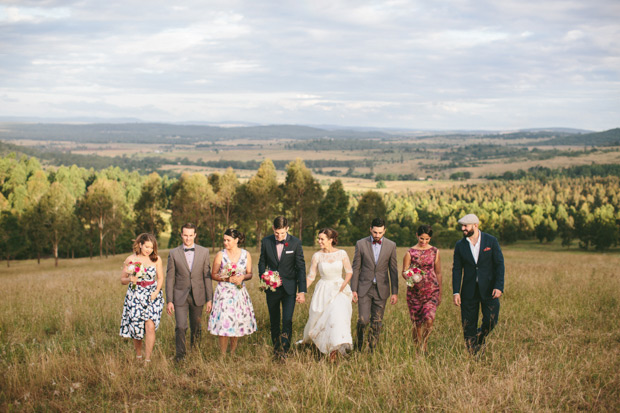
[296,292,305,304]
[492,289,503,299]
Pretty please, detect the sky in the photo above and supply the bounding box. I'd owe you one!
[0,0,619,131]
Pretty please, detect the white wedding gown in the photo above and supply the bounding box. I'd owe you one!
[302,250,353,355]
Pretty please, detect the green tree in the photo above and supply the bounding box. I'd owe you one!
[39,182,75,266]
[282,159,323,242]
[80,178,128,258]
[242,160,280,245]
[351,191,387,241]
[0,211,25,266]
[134,172,167,237]
[318,180,349,229]
[169,172,216,247]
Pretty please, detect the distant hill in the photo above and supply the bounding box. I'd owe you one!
[0,122,393,144]
[540,128,620,146]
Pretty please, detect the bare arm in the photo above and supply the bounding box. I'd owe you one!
[151,257,164,301]
[210,252,225,281]
[435,249,442,304]
[120,255,138,285]
[402,251,411,279]
[244,252,253,281]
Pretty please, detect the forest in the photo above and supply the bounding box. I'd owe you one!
[1,150,619,267]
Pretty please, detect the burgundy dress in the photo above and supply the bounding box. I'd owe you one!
[406,247,440,326]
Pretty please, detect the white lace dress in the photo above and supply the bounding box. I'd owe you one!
[302,250,353,355]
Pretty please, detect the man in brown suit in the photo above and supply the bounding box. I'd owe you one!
[166,223,213,361]
[351,218,399,351]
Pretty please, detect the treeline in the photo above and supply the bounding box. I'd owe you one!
[1,153,619,267]
[0,141,166,173]
[486,164,620,180]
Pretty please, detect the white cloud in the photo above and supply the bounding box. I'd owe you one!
[0,0,618,130]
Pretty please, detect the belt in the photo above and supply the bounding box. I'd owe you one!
[137,280,155,287]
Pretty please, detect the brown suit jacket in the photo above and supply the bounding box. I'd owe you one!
[166,244,213,306]
[351,236,398,300]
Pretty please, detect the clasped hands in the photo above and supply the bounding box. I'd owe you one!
[296,292,305,303]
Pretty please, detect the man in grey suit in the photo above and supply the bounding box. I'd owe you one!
[351,218,399,351]
[166,223,213,361]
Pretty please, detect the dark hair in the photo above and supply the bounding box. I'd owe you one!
[133,233,159,262]
[417,225,433,237]
[318,228,339,246]
[370,218,385,228]
[224,228,245,246]
[181,222,197,233]
[273,216,288,229]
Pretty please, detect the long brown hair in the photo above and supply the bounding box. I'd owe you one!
[133,233,159,262]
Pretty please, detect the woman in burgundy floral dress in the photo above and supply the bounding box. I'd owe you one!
[402,225,442,352]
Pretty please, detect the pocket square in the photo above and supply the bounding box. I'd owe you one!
[285,250,294,254]
[483,247,491,252]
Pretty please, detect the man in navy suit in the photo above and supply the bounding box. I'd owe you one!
[258,216,306,359]
[452,214,505,354]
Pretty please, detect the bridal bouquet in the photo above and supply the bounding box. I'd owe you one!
[259,269,282,292]
[222,262,243,289]
[126,261,146,290]
[403,266,425,287]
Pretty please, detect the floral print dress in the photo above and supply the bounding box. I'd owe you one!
[119,265,164,340]
[406,247,440,326]
[207,249,257,337]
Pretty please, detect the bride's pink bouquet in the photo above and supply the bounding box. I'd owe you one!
[259,269,282,292]
[403,266,425,287]
[222,262,243,289]
[126,261,146,290]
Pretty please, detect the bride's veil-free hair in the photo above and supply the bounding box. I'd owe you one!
[318,228,338,246]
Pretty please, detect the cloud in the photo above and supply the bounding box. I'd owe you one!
[0,0,618,130]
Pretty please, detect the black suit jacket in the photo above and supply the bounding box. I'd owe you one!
[452,232,505,301]
[258,234,307,295]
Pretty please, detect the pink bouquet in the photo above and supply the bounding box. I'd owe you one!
[403,266,425,287]
[222,262,243,289]
[259,269,282,292]
[126,261,145,290]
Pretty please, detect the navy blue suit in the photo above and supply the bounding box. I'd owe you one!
[452,231,504,350]
[258,234,306,355]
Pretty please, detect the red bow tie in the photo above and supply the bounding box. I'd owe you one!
[373,240,382,245]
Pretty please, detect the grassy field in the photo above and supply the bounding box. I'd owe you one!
[1,244,618,411]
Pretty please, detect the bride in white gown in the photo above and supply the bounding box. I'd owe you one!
[302,228,353,360]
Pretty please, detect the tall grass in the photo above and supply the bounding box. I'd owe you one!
[1,246,618,411]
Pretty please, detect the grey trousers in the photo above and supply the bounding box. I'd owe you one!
[356,284,387,350]
[174,291,203,359]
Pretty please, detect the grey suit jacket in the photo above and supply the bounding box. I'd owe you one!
[351,236,399,300]
[165,244,213,306]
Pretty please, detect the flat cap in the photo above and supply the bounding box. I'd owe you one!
[458,213,480,225]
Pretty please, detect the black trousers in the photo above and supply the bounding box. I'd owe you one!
[460,283,500,349]
[266,287,296,355]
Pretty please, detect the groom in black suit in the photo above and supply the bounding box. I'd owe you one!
[258,216,306,359]
[452,214,505,354]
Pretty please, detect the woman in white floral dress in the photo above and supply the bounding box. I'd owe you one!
[302,228,353,362]
[119,233,164,362]
[208,229,257,355]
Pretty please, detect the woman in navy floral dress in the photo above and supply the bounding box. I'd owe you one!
[402,225,442,353]
[208,229,257,355]
[119,233,164,362]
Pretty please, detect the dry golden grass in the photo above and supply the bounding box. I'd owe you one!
[1,244,618,411]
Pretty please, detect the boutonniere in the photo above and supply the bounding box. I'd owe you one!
[284,242,289,247]
[483,247,491,252]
